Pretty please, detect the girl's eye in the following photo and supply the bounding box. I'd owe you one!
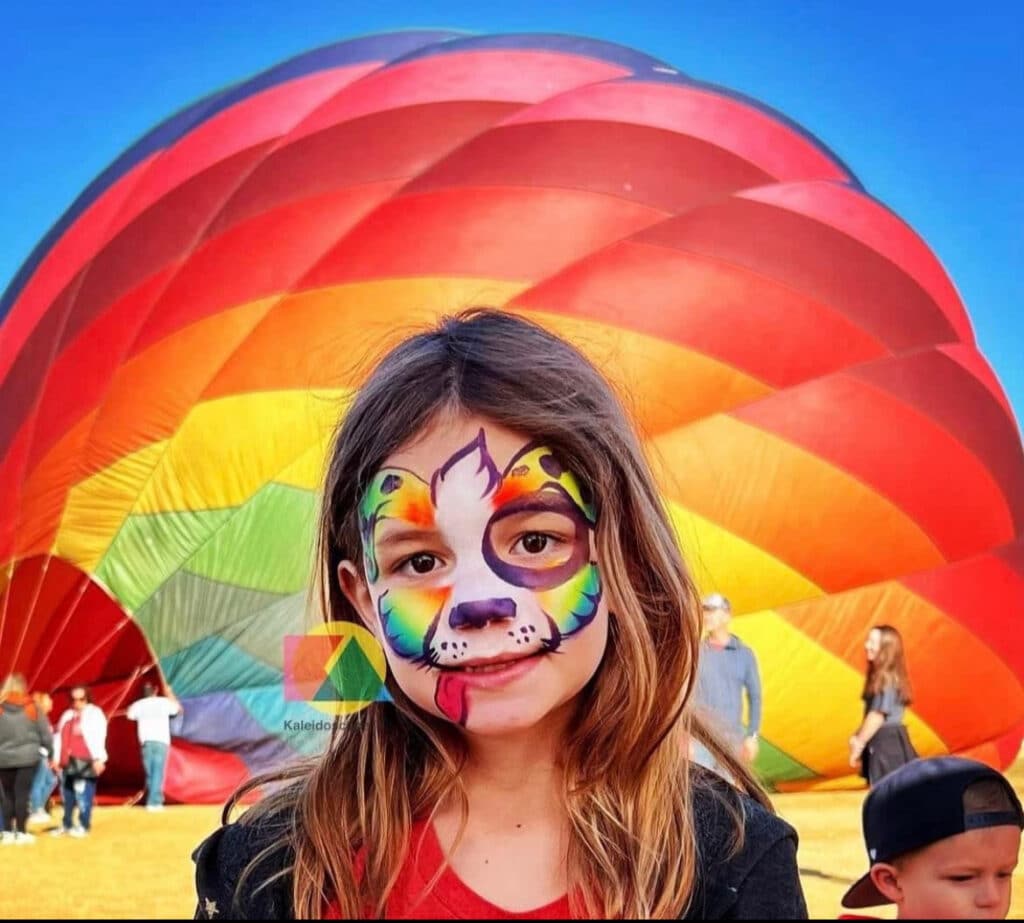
[402,553,439,575]
[947,875,974,883]
[516,533,551,554]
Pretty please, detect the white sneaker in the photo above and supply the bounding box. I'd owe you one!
[49,827,68,837]
[68,826,88,838]
[0,831,15,845]
[13,832,36,844]
[28,810,51,824]
[145,805,164,812]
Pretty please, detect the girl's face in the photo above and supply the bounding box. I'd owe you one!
[865,628,882,662]
[339,414,610,737]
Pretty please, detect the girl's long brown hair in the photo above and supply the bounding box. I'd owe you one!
[228,309,768,918]
[863,624,913,704]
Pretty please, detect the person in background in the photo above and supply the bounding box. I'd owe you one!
[849,625,918,786]
[126,682,182,811]
[27,691,58,824]
[0,674,53,844]
[840,756,1022,919]
[693,593,763,772]
[51,685,108,837]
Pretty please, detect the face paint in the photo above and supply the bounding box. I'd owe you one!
[536,560,603,640]
[435,673,470,725]
[492,443,597,521]
[359,469,434,582]
[377,586,452,661]
[431,429,502,505]
[359,429,602,728]
[484,442,601,636]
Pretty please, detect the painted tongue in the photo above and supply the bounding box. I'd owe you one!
[435,673,470,726]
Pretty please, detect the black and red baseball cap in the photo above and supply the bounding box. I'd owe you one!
[842,756,1024,909]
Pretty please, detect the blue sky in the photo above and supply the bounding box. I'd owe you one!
[3,1,1020,422]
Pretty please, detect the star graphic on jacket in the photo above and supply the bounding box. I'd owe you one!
[203,897,218,917]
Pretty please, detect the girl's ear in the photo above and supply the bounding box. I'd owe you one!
[869,863,903,905]
[337,561,380,639]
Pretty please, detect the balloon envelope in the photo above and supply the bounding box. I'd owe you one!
[1,31,1022,800]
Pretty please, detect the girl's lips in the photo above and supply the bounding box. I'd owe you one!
[448,651,544,689]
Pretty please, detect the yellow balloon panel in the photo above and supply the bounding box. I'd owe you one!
[664,500,823,612]
[55,440,169,572]
[53,390,343,572]
[134,390,343,515]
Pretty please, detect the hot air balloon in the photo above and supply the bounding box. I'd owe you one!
[1,31,1021,802]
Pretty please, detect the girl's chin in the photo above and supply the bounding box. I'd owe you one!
[460,708,552,737]
[456,688,584,738]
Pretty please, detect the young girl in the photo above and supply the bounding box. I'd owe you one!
[849,626,918,787]
[193,310,807,919]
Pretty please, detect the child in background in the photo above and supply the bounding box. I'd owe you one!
[849,625,917,785]
[842,756,1023,919]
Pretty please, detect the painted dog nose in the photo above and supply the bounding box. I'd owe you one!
[449,597,517,629]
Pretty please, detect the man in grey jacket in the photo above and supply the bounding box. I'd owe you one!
[0,674,54,843]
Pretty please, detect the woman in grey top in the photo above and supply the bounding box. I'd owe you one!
[0,673,54,843]
[849,625,918,786]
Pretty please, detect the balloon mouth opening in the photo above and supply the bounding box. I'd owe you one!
[0,556,163,799]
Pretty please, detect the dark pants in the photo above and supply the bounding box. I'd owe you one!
[0,765,36,833]
[61,773,97,831]
[141,740,169,807]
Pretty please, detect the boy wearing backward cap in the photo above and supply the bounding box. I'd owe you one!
[842,756,1023,919]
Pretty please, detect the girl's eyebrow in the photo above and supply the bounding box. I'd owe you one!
[375,525,440,547]
[492,490,579,517]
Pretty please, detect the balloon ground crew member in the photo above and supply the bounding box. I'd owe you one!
[692,594,763,774]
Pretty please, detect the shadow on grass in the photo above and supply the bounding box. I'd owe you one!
[800,867,857,885]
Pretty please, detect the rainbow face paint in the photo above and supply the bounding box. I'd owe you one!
[359,429,603,725]
[377,585,452,661]
[359,468,434,583]
[483,442,597,597]
[491,443,597,521]
[536,560,603,641]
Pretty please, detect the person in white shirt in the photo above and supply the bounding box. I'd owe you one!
[126,684,182,811]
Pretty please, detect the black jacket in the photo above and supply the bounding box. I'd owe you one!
[0,698,53,770]
[193,772,808,919]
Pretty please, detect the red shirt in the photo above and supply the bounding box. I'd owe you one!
[325,820,572,919]
[61,713,92,765]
